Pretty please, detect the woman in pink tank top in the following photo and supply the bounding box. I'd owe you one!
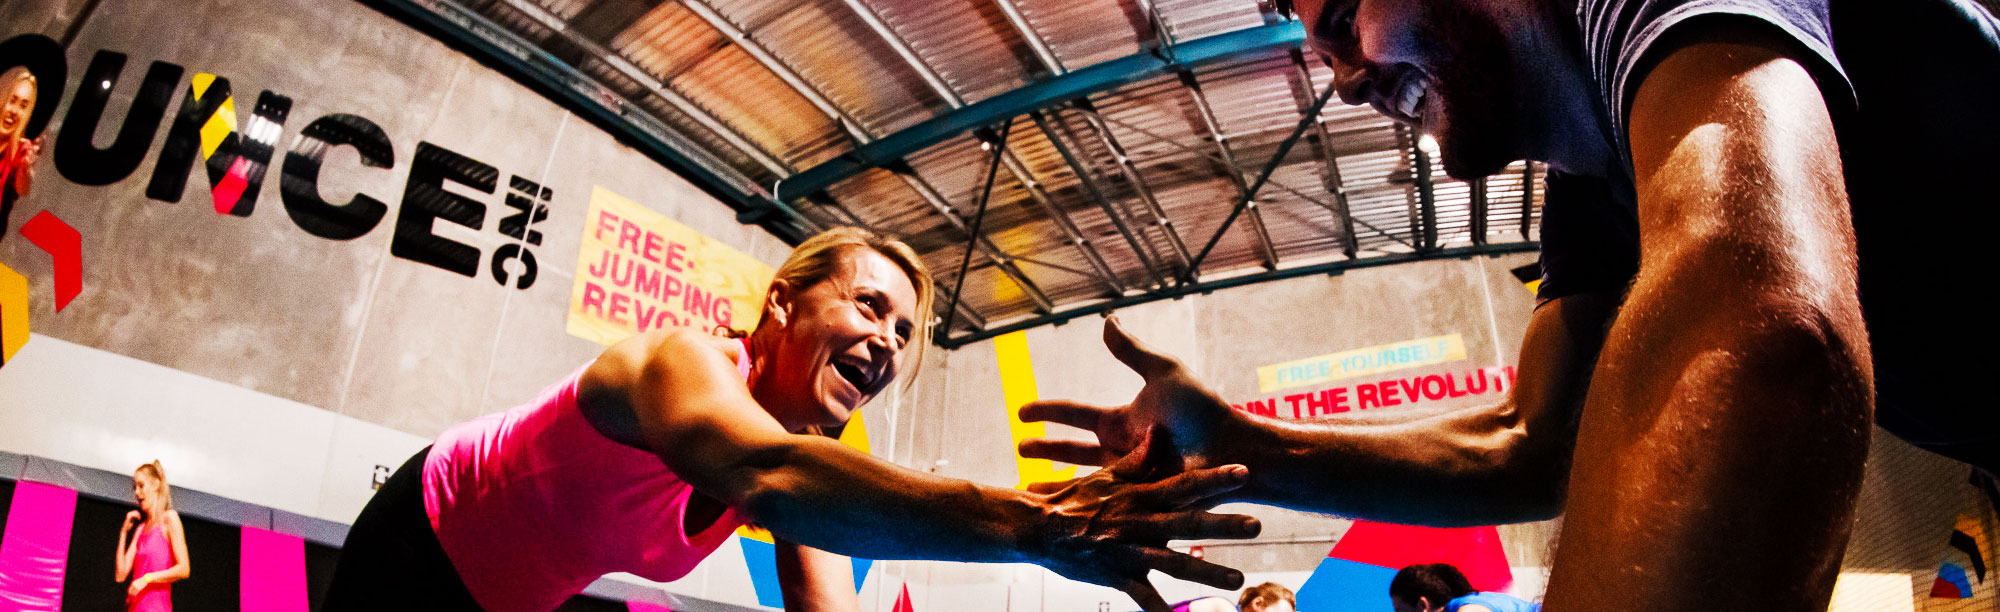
[116,461,191,612]
[324,228,1263,612]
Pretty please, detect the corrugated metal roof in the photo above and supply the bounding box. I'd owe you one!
[432,0,1544,340]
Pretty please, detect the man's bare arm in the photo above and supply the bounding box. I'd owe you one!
[1542,28,1870,612]
[1022,290,1618,526]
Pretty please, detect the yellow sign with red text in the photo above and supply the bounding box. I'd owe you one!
[567,186,775,345]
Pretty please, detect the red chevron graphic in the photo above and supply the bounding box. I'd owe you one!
[20,211,79,311]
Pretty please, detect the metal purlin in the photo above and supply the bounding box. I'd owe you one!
[992,0,1194,273]
[677,0,1054,316]
[1029,111,1174,287]
[486,0,794,181]
[1179,69,1282,270]
[1079,109,1416,251]
[1148,1,1280,270]
[839,0,1135,297]
[1183,78,1341,282]
[1070,101,1193,270]
[1284,49,1360,258]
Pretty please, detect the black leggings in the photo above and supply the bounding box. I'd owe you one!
[323,446,483,611]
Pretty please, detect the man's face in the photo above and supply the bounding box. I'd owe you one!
[1295,0,1526,179]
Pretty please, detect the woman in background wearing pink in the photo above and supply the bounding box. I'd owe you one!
[116,461,191,612]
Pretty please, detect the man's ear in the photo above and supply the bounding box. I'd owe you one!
[764,279,793,328]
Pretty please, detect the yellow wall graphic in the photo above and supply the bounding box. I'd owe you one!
[995,331,1074,490]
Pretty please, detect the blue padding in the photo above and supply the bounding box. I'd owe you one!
[1296,557,1400,612]
[852,557,873,592]
[741,536,877,609]
[739,537,787,608]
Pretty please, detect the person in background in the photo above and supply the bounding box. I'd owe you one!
[1390,564,1537,612]
[1164,581,1294,612]
[0,66,42,240]
[325,228,1259,612]
[117,460,191,612]
[1236,582,1295,612]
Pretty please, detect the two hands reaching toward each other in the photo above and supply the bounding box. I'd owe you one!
[1029,423,1260,612]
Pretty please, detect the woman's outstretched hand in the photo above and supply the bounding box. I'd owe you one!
[1029,425,1260,612]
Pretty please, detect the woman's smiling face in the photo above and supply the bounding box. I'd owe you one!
[756,247,919,431]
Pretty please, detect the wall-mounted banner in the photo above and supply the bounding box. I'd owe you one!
[567,186,774,345]
[1256,334,1468,393]
[1234,366,1516,420]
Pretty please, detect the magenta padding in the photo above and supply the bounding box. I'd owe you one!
[0,481,79,612]
[627,600,673,612]
[239,527,308,612]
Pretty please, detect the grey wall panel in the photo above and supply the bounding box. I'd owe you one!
[0,0,788,442]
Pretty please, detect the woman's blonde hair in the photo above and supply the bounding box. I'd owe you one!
[0,66,37,148]
[133,460,174,515]
[754,227,935,380]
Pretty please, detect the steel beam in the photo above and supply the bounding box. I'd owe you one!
[675,0,1055,312]
[942,122,1014,335]
[380,0,813,240]
[1178,70,1280,270]
[841,0,1131,297]
[1080,109,1412,250]
[679,0,872,141]
[988,6,1187,283]
[1285,49,1358,257]
[998,152,1128,294]
[891,165,1056,312]
[1470,176,1488,246]
[773,22,1307,202]
[1183,79,1338,280]
[1030,111,1173,286]
[939,243,1541,348]
[1071,102,1192,269]
[1409,126,1438,250]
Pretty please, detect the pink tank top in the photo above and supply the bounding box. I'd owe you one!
[127,522,172,612]
[423,340,753,612]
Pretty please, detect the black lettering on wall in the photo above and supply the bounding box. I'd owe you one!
[490,243,537,289]
[53,52,181,186]
[205,91,292,216]
[144,78,292,217]
[146,73,232,202]
[500,175,550,246]
[392,142,493,277]
[279,114,393,240]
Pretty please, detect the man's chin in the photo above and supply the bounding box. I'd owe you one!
[1438,135,1517,180]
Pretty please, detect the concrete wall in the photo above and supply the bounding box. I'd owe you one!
[2,1,1989,611]
[885,253,1991,612]
[0,0,796,607]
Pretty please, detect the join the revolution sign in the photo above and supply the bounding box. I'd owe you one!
[567,186,775,345]
[1255,334,1468,393]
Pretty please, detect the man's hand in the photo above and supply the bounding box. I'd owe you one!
[1031,426,1261,612]
[1018,318,1237,469]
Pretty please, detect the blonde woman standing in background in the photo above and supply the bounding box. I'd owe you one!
[117,461,191,612]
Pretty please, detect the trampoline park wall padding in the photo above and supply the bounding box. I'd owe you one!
[0,453,689,611]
